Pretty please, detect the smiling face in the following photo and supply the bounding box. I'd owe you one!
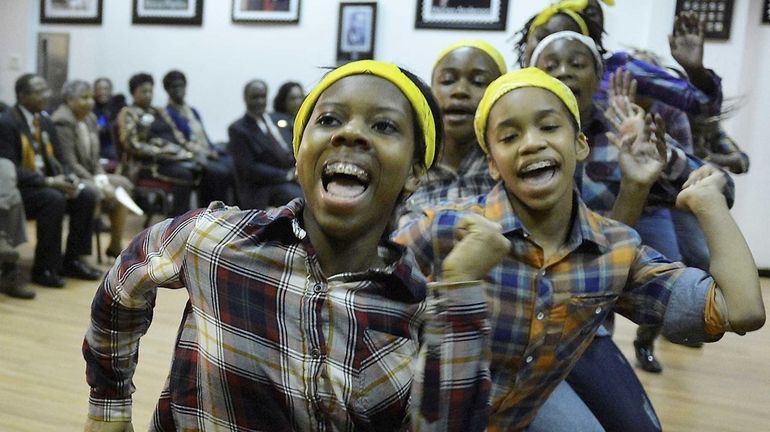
[432,47,500,145]
[245,81,268,116]
[295,75,416,240]
[533,38,599,123]
[486,87,588,215]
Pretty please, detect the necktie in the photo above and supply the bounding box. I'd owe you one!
[32,114,42,147]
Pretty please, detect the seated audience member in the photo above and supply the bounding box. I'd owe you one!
[117,73,200,217]
[228,79,301,209]
[394,68,765,431]
[83,60,507,431]
[163,69,234,207]
[92,77,126,168]
[0,157,33,299]
[0,74,101,288]
[52,80,134,259]
[272,81,305,121]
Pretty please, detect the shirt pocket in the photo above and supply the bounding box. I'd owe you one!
[354,328,418,419]
[557,293,618,361]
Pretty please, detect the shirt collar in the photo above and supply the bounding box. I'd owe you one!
[18,105,36,130]
[482,183,609,252]
[247,198,428,301]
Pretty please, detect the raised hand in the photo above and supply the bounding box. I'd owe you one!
[669,11,705,71]
[676,164,728,213]
[607,70,637,105]
[608,108,667,188]
[441,213,510,283]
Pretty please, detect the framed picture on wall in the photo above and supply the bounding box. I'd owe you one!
[337,2,377,62]
[674,0,733,40]
[40,0,103,24]
[415,0,508,31]
[232,0,301,23]
[763,0,770,24]
[132,0,204,25]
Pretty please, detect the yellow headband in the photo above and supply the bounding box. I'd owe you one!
[600,0,615,6]
[433,39,508,76]
[530,1,590,37]
[474,67,581,154]
[293,60,436,169]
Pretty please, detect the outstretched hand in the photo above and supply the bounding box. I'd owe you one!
[669,11,705,71]
[441,213,510,283]
[676,164,728,213]
[607,70,637,106]
[607,98,667,188]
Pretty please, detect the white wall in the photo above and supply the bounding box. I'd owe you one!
[1,0,769,267]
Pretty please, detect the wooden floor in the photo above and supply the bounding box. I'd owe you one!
[1,216,769,431]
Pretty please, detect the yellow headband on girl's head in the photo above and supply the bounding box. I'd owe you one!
[474,67,581,154]
[433,39,508,76]
[530,1,590,37]
[293,60,437,169]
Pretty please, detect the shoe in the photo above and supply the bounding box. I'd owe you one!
[61,259,102,280]
[634,339,663,373]
[31,268,66,288]
[0,266,35,299]
[105,246,123,259]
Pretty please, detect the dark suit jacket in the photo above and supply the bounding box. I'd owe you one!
[0,105,65,193]
[227,112,296,206]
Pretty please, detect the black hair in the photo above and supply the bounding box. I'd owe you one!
[15,73,39,100]
[162,70,187,90]
[397,67,444,173]
[128,73,154,95]
[94,77,112,88]
[511,10,605,68]
[243,79,267,98]
[273,81,303,114]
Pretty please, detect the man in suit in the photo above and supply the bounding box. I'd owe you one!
[227,80,301,209]
[0,74,101,288]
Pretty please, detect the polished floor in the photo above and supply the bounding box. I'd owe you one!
[1,216,768,431]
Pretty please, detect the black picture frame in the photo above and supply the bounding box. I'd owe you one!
[40,0,103,25]
[763,0,770,24]
[337,2,377,62]
[675,0,733,40]
[231,0,301,23]
[415,0,508,31]
[132,0,204,26]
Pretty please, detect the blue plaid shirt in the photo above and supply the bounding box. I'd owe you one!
[393,184,725,431]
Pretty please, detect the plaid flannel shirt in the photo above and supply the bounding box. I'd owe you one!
[396,143,495,228]
[600,51,723,117]
[393,184,724,431]
[579,105,735,213]
[83,199,491,431]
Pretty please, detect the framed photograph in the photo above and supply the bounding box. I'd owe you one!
[232,0,301,23]
[337,2,377,62]
[675,0,733,40]
[132,0,204,25]
[763,0,770,24]
[40,0,103,24]
[415,0,508,31]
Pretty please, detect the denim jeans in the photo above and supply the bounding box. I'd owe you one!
[530,335,662,432]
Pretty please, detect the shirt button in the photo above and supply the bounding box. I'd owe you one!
[310,348,321,358]
[525,355,534,364]
[313,283,323,293]
[536,312,545,321]
[595,306,602,314]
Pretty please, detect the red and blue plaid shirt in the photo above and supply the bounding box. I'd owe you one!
[84,199,491,431]
[393,184,725,431]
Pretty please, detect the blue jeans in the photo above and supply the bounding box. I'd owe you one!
[635,207,682,262]
[530,335,662,432]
